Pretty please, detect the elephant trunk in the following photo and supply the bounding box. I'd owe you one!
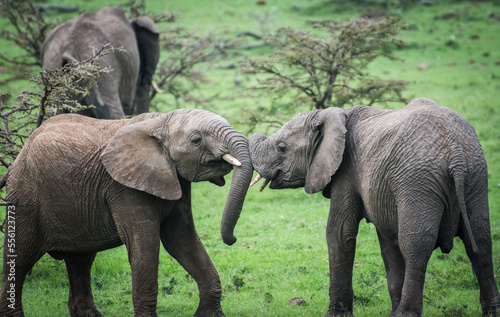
[220,131,253,246]
[249,133,270,178]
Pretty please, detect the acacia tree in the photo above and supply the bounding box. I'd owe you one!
[152,28,240,109]
[153,29,217,108]
[241,16,408,130]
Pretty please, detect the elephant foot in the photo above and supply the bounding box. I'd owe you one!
[324,309,354,317]
[194,307,225,317]
[391,307,421,317]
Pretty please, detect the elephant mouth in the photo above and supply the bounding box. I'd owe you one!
[202,161,233,176]
[269,178,281,189]
[250,170,282,191]
[251,170,304,191]
[191,159,233,184]
[271,175,304,189]
[202,155,236,172]
[204,159,231,169]
[269,170,283,189]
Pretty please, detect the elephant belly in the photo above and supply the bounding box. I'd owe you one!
[42,201,123,253]
[362,184,399,245]
[365,208,399,245]
[34,171,123,253]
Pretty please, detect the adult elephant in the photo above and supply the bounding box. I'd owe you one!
[0,109,253,317]
[249,98,500,316]
[41,6,159,119]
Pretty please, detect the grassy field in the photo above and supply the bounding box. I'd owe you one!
[1,0,500,316]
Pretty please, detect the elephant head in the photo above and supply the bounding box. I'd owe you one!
[101,110,253,245]
[249,107,347,195]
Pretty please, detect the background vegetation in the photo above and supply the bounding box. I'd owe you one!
[1,0,499,316]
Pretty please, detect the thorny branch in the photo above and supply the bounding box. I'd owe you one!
[0,0,57,67]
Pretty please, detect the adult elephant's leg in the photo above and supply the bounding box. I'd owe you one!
[377,231,405,316]
[325,188,362,317]
[160,206,224,317]
[0,208,45,316]
[396,196,442,316]
[64,252,102,317]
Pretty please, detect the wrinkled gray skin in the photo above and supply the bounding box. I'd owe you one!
[41,7,159,119]
[250,98,500,316]
[0,109,253,317]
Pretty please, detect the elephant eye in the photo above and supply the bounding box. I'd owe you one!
[277,142,287,154]
[191,134,202,146]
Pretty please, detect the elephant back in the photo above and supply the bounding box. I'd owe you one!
[6,114,129,206]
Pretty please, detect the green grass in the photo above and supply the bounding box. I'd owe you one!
[1,0,500,316]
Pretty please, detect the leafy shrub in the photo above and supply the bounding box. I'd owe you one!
[241,16,408,131]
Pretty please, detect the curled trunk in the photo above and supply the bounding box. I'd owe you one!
[220,132,253,245]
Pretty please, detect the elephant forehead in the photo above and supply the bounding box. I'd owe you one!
[273,113,317,140]
[170,109,230,130]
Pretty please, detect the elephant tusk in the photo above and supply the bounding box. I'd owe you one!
[151,80,163,94]
[250,174,262,187]
[259,178,270,192]
[222,154,241,167]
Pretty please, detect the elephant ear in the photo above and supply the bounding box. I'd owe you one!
[305,107,347,194]
[130,17,160,115]
[101,114,182,200]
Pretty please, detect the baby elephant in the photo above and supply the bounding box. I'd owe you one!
[249,98,500,316]
[0,110,253,316]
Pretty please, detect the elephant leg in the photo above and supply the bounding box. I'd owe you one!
[325,191,362,317]
[123,227,161,317]
[64,252,102,317]
[377,231,405,316]
[395,199,442,316]
[466,247,500,317]
[0,216,45,316]
[463,190,500,316]
[160,208,224,317]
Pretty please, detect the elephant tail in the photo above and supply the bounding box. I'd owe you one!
[451,169,478,254]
